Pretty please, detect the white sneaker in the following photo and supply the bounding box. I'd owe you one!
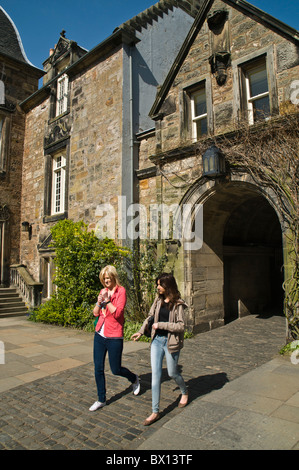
[132,376,140,395]
[89,401,106,411]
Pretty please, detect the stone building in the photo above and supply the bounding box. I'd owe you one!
[0,6,43,287]
[3,0,298,333]
[137,0,299,332]
[16,1,199,300]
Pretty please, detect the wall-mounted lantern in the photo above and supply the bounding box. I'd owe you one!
[22,221,32,240]
[202,145,226,177]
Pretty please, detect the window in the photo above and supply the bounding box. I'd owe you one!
[43,145,68,223]
[0,118,3,159]
[191,84,208,140]
[51,153,66,215]
[241,58,270,124]
[56,74,69,116]
[0,115,10,174]
[0,80,4,105]
[44,257,56,299]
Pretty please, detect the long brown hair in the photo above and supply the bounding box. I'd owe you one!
[156,272,181,309]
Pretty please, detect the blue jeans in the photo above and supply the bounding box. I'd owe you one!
[151,334,187,413]
[93,333,136,402]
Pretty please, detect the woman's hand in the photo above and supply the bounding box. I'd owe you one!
[97,291,109,305]
[152,323,159,330]
[131,332,142,341]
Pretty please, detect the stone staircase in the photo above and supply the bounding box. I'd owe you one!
[0,287,28,318]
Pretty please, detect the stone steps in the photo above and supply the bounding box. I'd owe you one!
[0,288,28,317]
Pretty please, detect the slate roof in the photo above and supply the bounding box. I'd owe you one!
[0,6,35,66]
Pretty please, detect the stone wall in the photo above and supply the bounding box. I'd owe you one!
[21,98,49,277]
[68,49,123,225]
[20,47,124,280]
[137,0,298,331]
[156,0,299,151]
[0,58,40,283]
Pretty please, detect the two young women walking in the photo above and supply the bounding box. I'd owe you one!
[90,266,188,426]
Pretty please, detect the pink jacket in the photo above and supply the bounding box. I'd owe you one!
[94,285,126,338]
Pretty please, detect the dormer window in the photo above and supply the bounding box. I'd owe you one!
[56,73,69,116]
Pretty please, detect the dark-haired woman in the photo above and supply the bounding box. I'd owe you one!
[131,273,188,425]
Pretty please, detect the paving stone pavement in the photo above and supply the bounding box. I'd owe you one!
[0,313,287,450]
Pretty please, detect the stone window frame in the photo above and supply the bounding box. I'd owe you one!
[51,152,66,215]
[0,111,11,176]
[43,139,69,224]
[190,83,208,140]
[232,45,279,124]
[180,75,213,142]
[48,72,70,122]
[56,73,69,117]
[241,57,270,124]
[39,254,56,299]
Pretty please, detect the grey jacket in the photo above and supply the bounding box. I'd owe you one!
[138,296,188,353]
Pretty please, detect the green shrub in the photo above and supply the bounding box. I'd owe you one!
[29,220,175,335]
[31,220,130,328]
[279,340,299,355]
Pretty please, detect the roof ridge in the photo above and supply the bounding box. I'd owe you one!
[117,0,200,36]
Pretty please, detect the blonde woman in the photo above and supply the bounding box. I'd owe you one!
[89,265,140,411]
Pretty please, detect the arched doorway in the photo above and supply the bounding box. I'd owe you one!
[223,195,283,322]
[183,177,284,333]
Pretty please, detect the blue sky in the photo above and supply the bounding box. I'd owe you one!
[1,0,298,71]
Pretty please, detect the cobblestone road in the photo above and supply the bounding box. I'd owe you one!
[0,314,286,450]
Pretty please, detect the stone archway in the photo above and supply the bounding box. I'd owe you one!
[223,195,283,322]
[181,175,284,333]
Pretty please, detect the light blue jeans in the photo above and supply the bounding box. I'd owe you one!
[151,334,187,413]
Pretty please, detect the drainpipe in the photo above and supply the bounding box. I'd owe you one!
[0,222,4,286]
[126,45,136,246]
[129,46,134,208]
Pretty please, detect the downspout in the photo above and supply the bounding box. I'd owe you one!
[128,45,141,302]
[0,222,4,286]
[119,45,134,245]
[129,46,134,208]
[127,45,139,246]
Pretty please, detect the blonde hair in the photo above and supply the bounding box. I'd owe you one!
[99,265,121,287]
